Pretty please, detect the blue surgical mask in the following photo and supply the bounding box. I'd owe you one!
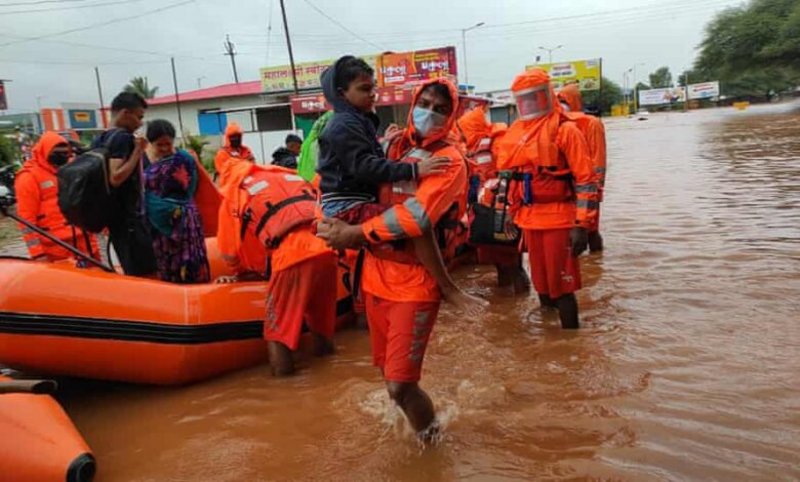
[412,107,447,137]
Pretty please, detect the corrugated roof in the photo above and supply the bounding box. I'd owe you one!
[147,80,263,106]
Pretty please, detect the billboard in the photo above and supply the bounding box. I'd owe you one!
[379,47,458,86]
[526,58,602,91]
[67,109,98,129]
[687,81,720,100]
[0,81,7,110]
[291,85,416,114]
[638,87,687,106]
[260,55,380,93]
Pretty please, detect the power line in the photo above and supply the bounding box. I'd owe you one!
[0,0,144,15]
[301,0,384,51]
[0,0,91,6]
[0,0,194,49]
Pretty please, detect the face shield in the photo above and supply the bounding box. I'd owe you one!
[514,85,552,120]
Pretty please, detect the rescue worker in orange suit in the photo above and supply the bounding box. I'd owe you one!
[317,79,468,441]
[214,123,255,172]
[14,131,99,262]
[456,105,531,293]
[557,83,607,252]
[215,149,336,377]
[496,69,599,329]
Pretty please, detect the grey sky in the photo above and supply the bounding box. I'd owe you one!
[0,0,743,113]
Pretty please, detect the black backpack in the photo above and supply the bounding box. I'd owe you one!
[57,130,121,233]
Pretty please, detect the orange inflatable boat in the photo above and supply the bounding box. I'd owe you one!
[0,376,95,482]
[0,238,355,385]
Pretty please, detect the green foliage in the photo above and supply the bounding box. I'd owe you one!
[183,133,215,176]
[0,135,18,167]
[649,66,673,88]
[695,0,800,99]
[124,77,158,99]
[581,77,624,115]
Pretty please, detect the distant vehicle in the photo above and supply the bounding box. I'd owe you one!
[636,109,650,120]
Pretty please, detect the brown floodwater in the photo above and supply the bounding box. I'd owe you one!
[5,102,800,481]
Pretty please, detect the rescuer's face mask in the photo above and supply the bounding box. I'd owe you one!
[412,106,447,137]
[515,85,552,120]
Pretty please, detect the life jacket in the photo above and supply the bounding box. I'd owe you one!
[239,171,317,252]
[373,142,466,265]
[465,136,497,205]
[506,114,576,206]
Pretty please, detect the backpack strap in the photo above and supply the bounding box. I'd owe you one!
[253,189,316,240]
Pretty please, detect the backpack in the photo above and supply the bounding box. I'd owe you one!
[57,130,121,232]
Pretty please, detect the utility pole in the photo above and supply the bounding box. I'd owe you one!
[683,70,690,112]
[460,22,484,87]
[170,57,185,142]
[224,34,240,84]
[538,45,563,64]
[94,67,107,128]
[196,76,206,89]
[279,0,299,94]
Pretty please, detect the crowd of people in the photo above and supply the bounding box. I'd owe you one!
[11,55,606,443]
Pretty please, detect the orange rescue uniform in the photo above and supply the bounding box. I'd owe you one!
[359,78,468,382]
[497,70,598,298]
[215,156,337,349]
[13,132,98,261]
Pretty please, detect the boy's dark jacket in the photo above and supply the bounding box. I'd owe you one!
[316,56,414,203]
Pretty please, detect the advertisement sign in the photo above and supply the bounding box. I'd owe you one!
[379,47,458,86]
[67,109,98,129]
[687,81,720,100]
[526,58,602,91]
[291,85,416,114]
[260,55,380,93]
[638,87,687,106]
[0,81,7,110]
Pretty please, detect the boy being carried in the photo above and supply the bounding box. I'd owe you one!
[317,56,483,313]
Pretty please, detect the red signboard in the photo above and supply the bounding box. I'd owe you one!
[379,47,458,86]
[291,85,417,115]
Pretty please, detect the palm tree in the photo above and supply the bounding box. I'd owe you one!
[124,77,158,99]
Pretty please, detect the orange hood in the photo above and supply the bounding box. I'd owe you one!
[222,122,243,149]
[25,131,68,175]
[456,105,491,152]
[496,69,563,169]
[402,78,461,150]
[557,83,583,112]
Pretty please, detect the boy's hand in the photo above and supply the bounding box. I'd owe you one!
[417,156,450,178]
[134,135,148,151]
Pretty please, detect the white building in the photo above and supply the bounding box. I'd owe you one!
[146,81,301,164]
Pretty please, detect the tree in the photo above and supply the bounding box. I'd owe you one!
[0,135,18,167]
[581,77,624,115]
[124,77,158,99]
[694,0,800,99]
[649,67,673,88]
[635,82,650,91]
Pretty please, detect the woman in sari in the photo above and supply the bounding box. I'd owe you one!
[143,119,210,283]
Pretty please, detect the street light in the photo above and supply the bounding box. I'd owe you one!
[538,44,563,64]
[461,21,485,86]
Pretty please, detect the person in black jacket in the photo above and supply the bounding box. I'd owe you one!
[271,134,302,169]
[317,55,483,314]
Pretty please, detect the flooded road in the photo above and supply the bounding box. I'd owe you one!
[6,102,800,481]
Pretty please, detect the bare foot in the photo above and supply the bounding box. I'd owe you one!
[417,419,442,447]
[442,287,488,317]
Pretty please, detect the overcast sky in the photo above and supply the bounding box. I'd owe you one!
[0,0,743,113]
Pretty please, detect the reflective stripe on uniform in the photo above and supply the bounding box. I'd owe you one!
[25,238,42,247]
[575,184,598,194]
[403,198,431,231]
[383,208,406,238]
[576,199,600,210]
[594,167,606,174]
